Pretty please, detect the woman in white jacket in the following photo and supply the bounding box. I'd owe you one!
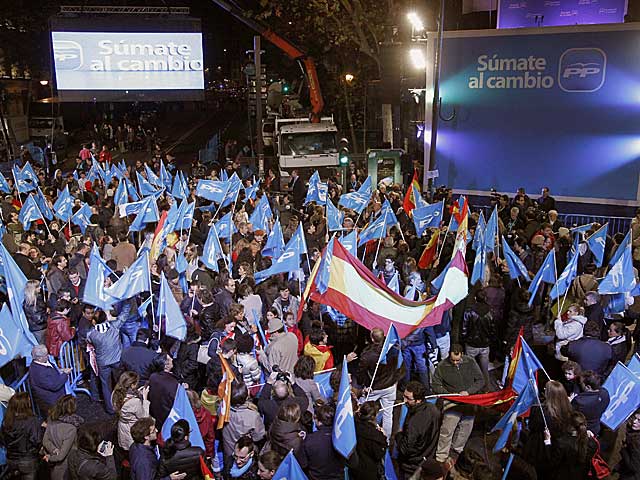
[112,371,150,451]
[235,333,262,388]
[554,304,587,361]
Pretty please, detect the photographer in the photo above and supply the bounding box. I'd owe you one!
[257,368,309,430]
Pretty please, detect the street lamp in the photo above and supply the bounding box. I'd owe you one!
[39,80,48,86]
[344,73,354,83]
[409,48,426,69]
[407,12,424,32]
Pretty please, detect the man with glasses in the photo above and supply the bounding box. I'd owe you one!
[224,436,258,478]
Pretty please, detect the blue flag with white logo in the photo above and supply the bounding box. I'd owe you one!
[114,179,131,206]
[326,200,344,232]
[379,324,403,369]
[601,362,640,430]
[34,188,53,221]
[158,273,187,341]
[491,379,538,452]
[174,200,195,231]
[380,200,399,228]
[263,220,285,258]
[314,370,334,399]
[0,172,10,194]
[332,357,357,458]
[170,172,187,200]
[0,303,35,368]
[502,236,531,281]
[71,203,92,234]
[18,195,43,231]
[160,160,172,190]
[316,237,335,295]
[105,251,151,301]
[254,223,305,284]
[202,226,224,272]
[484,207,499,253]
[249,194,273,232]
[305,171,325,206]
[512,337,546,394]
[599,238,637,294]
[627,354,640,377]
[244,178,260,203]
[220,174,242,208]
[196,179,227,203]
[129,196,159,232]
[570,223,595,235]
[586,223,608,268]
[387,271,400,294]
[412,201,444,237]
[136,171,157,197]
[470,239,487,286]
[272,451,308,480]
[161,384,205,449]
[472,211,486,253]
[610,230,631,267]
[83,245,116,311]
[215,212,236,240]
[145,164,161,187]
[550,249,579,300]
[339,190,370,214]
[53,185,74,222]
[528,249,556,306]
[339,230,357,256]
[358,213,388,246]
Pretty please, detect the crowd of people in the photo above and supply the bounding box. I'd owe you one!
[0,138,639,480]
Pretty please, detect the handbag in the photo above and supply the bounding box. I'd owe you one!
[589,438,610,479]
[197,342,211,364]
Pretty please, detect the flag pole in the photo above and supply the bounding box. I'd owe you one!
[11,168,23,205]
[372,209,389,269]
[365,323,393,402]
[146,252,159,340]
[31,197,53,237]
[435,216,452,265]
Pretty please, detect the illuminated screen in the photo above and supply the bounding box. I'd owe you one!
[51,31,204,101]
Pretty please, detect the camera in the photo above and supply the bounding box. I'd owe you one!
[272,365,291,383]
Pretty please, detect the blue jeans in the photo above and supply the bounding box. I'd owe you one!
[120,320,140,349]
[98,362,120,414]
[402,344,430,390]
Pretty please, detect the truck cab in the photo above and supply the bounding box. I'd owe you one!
[276,116,338,169]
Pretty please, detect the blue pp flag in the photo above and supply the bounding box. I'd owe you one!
[114,179,131,206]
[13,165,36,193]
[599,238,637,294]
[502,236,531,281]
[272,451,308,480]
[316,237,335,295]
[244,178,260,203]
[412,201,444,237]
[105,251,151,301]
[512,336,546,394]
[380,200,399,229]
[254,223,305,284]
[158,273,187,341]
[202,226,224,272]
[627,354,640,377]
[470,240,487,286]
[249,194,273,232]
[314,370,334,399]
[472,211,486,253]
[0,303,36,368]
[601,362,640,430]
[484,207,499,253]
[0,172,10,194]
[220,174,243,208]
[125,178,140,202]
[138,295,153,320]
[326,199,344,232]
[136,171,157,197]
[129,196,159,232]
[83,245,116,311]
[358,213,387,246]
[528,249,556,306]
[53,185,74,222]
[332,357,356,458]
[161,384,205,449]
[20,162,38,184]
[215,212,236,240]
[610,230,631,267]
[586,224,608,268]
[71,203,92,234]
[491,379,538,452]
[18,194,43,231]
[570,223,595,235]
[379,324,403,369]
[35,188,53,221]
[387,272,400,294]
[196,179,227,203]
[305,171,327,206]
[263,220,285,258]
[339,230,357,256]
[145,164,161,187]
[174,200,195,231]
[171,173,187,200]
[160,161,172,190]
[339,190,371,214]
[550,249,579,300]
[412,183,428,210]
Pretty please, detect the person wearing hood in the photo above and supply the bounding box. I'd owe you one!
[561,320,612,376]
[554,303,587,361]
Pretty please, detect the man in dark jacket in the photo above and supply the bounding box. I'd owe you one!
[357,327,405,439]
[431,344,484,469]
[584,291,606,339]
[258,377,309,430]
[198,289,218,343]
[396,381,441,477]
[571,370,610,436]
[149,354,180,428]
[461,289,495,390]
[121,329,165,384]
[214,276,236,319]
[14,243,41,280]
[562,321,612,377]
[288,169,305,210]
[28,344,70,417]
[129,417,186,480]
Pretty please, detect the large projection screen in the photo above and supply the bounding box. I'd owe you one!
[50,16,204,102]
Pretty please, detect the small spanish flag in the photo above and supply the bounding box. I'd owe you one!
[418,230,439,269]
[403,169,421,216]
[200,455,214,480]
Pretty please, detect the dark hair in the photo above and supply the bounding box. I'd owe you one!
[199,289,214,304]
[221,339,237,355]
[584,263,597,274]
[136,328,150,343]
[49,394,77,421]
[55,299,72,312]
[405,380,427,402]
[231,381,249,406]
[570,411,590,461]
[277,402,301,423]
[235,435,255,453]
[314,404,335,426]
[294,355,316,380]
[77,425,103,454]
[235,334,254,354]
[237,284,253,298]
[584,321,601,338]
[53,255,66,267]
[475,289,488,304]
[580,370,602,391]
[610,321,625,336]
[308,329,326,346]
[357,401,380,423]
[259,450,282,472]
[131,417,155,444]
[163,419,191,459]
[3,392,33,429]
[450,343,464,355]
[561,360,582,375]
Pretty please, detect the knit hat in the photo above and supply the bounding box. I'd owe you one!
[267,317,284,334]
[558,227,570,239]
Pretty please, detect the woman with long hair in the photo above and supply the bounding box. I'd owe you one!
[0,392,43,479]
[42,395,84,480]
[544,411,597,479]
[67,425,116,479]
[24,279,48,345]
[268,402,305,458]
[158,419,205,479]
[351,401,388,480]
[112,371,149,451]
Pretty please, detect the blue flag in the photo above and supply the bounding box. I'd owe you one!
[161,384,205,449]
[158,273,187,341]
[145,164,161,187]
[249,195,273,232]
[412,201,444,237]
[339,230,357,256]
[53,185,74,222]
[491,379,538,452]
[254,224,304,284]
[170,172,187,200]
[333,357,357,458]
[512,337,546,394]
[627,354,640,377]
[114,179,131,206]
[610,230,631,267]
[71,203,92,234]
[484,207,499,253]
[359,176,372,196]
[550,249,579,300]
[83,245,116,311]
[384,451,398,480]
[380,200,399,228]
[599,239,637,294]
[601,362,640,430]
[34,188,53,221]
[20,162,38,184]
[586,224,608,268]
[472,211,486,252]
[138,295,153,320]
[0,303,35,368]
[220,174,242,208]
[202,226,224,272]
[263,220,285,258]
[272,451,308,480]
[379,324,403,369]
[215,212,237,240]
[528,249,556,306]
[412,183,428,209]
[160,160,172,190]
[196,179,227,203]
[316,237,335,295]
[105,251,151,301]
[18,195,43,231]
[13,166,36,193]
[0,172,10,194]
[326,200,344,232]
[174,200,195,231]
[129,196,159,232]
[502,236,531,281]
[244,178,260,203]
[314,370,334,399]
[125,178,140,202]
[430,258,453,293]
[305,171,328,206]
[570,223,595,235]
[338,190,370,214]
[387,272,400,294]
[470,240,487,286]
[358,214,388,246]
[136,171,157,197]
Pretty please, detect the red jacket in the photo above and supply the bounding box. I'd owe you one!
[194,406,217,457]
[46,313,75,358]
[288,325,304,356]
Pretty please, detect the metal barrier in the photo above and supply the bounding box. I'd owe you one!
[57,341,91,398]
[8,372,38,416]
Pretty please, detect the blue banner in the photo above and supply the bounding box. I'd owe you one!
[601,362,640,430]
[498,0,626,29]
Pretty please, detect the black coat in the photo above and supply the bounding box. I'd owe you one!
[571,389,610,436]
[505,301,534,351]
[296,425,348,480]
[148,371,179,428]
[395,402,441,474]
[24,296,48,333]
[350,419,387,480]
[258,384,309,431]
[199,305,218,343]
[620,427,640,480]
[269,418,304,458]
[562,336,612,376]
[68,447,117,480]
[0,417,43,462]
[14,252,40,280]
[542,433,597,480]
[158,440,205,479]
[462,301,494,348]
[121,342,165,384]
[175,341,200,390]
[357,343,405,391]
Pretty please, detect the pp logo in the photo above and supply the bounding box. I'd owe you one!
[53,40,83,71]
[558,48,606,92]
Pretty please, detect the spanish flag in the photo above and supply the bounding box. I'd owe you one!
[403,169,421,216]
[200,455,215,480]
[418,230,439,269]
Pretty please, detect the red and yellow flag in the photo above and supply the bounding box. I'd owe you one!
[418,230,439,269]
[403,169,421,215]
[200,455,214,480]
[216,354,236,429]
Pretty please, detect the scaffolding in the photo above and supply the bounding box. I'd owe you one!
[59,5,190,15]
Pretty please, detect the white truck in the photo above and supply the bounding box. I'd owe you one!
[275,116,339,169]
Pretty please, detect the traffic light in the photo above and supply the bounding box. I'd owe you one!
[339,147,350,166]
[282,81,290,93]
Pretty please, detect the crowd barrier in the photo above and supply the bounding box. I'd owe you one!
[8,371,37,416]
[57,341,91,399]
